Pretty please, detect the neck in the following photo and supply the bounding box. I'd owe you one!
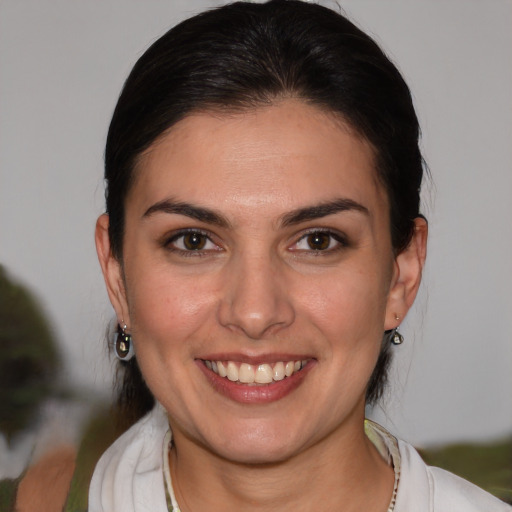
[169,409,394,512]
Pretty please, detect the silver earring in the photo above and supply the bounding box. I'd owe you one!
[391,328,404,345]
[115,324,135,361]
[389,314,404,345]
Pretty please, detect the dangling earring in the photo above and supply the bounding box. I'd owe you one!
[391,314,404,345]
[391,328,404,345]
[115,323,135,360]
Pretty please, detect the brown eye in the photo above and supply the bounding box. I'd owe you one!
[182,232,207,250]
[306,232,331,250]
[291,230,347,254]
[167,230,219,253]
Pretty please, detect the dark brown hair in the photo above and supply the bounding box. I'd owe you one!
[104,0,426,423]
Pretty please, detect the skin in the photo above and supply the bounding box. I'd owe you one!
[16,445,76,512]
[96,100,427,511]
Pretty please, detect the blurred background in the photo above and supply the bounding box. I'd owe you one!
[1,0,511,503]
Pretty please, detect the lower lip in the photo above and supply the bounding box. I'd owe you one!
[196,360,313,404]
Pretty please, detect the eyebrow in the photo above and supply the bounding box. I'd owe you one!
[280,198,369,227]
[142,199,231,228]
[142,197,368,229]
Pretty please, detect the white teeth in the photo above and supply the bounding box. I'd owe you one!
[239,363,255,383]
[254,364,273,384]
[227,361,238,381]
[205,358,308,384]
[273,361,285,381]
[217,361,227,377]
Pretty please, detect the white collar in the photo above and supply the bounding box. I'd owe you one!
[163,419,401,512]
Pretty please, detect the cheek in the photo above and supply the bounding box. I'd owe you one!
[296,265,390,339]
[122,267,219,407]
[125,262,218,348]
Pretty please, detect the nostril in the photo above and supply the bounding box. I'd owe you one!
[218,306,296,340]
[216,257,296,338]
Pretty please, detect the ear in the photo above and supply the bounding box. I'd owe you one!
[384,217,428,330]
[95,214,130,327]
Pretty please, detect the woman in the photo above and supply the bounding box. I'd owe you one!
[91,1,510,510]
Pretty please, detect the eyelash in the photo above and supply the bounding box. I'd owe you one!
[290,229,348,255]
[163,228,348,257]
[164,229,221,256]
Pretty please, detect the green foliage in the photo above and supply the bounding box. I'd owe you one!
[0,265,60,439]
[420,438,512,504]
[0,478,18,511]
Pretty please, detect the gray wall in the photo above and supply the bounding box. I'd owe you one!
[1,0,511,446]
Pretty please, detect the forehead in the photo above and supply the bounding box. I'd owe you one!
[130,100,387,218]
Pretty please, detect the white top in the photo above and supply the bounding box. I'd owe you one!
[88,405,511,511]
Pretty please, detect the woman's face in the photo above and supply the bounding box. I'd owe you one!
[97,100,424,463]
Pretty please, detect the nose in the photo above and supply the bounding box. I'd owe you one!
[217,251,295,340]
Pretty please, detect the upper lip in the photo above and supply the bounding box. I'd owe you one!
[197,353,315,364]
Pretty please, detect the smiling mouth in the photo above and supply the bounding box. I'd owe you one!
[202,359,309,385]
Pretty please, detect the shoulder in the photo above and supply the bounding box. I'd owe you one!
[396,438,512,512]
[429,465,511,511]
[88,404,169,512]
[0,445,77,512]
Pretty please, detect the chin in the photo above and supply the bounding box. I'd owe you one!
[204,421,308,465]
[216,442,299,466]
